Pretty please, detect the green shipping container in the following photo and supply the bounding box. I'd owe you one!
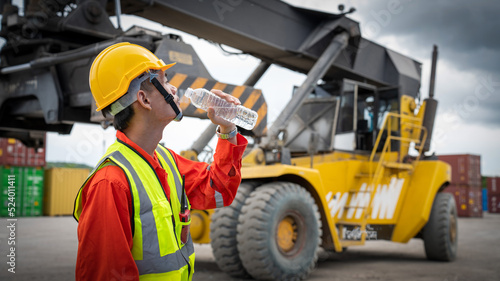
[0,166,23,217]
[21,167,44,216]
[0,166,44,217]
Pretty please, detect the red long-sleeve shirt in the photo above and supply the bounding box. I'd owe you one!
[76,130,248,281]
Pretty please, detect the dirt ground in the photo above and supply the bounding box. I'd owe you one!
[0,213,499,281]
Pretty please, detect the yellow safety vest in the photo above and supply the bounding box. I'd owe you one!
[74,139,195,280]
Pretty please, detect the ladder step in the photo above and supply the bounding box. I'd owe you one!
[340,240,365,247]
[336,221,364,226]
[383,162,413,170]
[343,206,367,209]
[348,189,371,193]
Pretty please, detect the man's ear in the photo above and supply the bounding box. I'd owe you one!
[136,90,152,110]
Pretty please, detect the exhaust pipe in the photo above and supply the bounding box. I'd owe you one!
[421,45,439,152]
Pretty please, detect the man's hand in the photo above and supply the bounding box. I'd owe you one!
[206,89,240,134]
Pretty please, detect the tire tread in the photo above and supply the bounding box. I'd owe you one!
[423,192,458,261]
[237,182,322,280]
[210,182,259,278]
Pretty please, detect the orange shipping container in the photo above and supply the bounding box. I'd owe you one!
[26,146,46,167]
[0,137,46,167]
[443,184,482,217]
[438,154,481,186]
[489,194,500,213]
[43,168,90,216]
[487,177,500,195]
[0,138,27,166]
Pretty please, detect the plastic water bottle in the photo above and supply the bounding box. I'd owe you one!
[184,88,258,130]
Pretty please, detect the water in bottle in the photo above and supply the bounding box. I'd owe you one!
[184,88,258,130]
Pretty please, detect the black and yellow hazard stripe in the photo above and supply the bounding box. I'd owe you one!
[168,73,267,137]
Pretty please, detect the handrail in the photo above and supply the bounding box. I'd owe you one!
[357,112,427,242]
[369,112,427,170]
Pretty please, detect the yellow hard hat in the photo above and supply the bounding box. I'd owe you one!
[89,42,175,111]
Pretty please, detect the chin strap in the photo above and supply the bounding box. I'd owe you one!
[150,77,183,122]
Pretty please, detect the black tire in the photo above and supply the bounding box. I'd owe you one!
[422,192,458,261]
[237,182,322,281]
[210,182,259,278]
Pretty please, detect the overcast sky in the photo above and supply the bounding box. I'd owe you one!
[43,0,500,175]
[337,0,500,176]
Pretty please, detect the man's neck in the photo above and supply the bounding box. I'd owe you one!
[123,123,164,157]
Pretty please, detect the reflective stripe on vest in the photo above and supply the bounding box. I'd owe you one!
[73,141,195,280]
[155,146,183,205]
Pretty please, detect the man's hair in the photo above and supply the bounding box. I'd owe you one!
[103,79,154,131]
[103,104,134,131]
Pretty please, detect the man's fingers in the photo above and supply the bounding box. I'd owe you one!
[207,107,215,119]
[210,89,241,105]
[232,97,241,105]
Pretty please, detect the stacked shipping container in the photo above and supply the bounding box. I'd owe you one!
[482,188,488,211]
[486,177,500,213]
[43,168,90,216]
[0,137,46,217]
[0,166,44,217]
[0,138,46,166]
[439,154,483,217]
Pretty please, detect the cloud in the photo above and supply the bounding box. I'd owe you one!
[341,0,500,127]
[352,0,500,73]
[433,116,500,175]
[285,0,500,174]
[46,123,116,166]
[287,0,500,126]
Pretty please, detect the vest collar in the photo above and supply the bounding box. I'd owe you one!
[116,130,162,171]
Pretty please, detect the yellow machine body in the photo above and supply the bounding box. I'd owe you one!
[190,94,451,252]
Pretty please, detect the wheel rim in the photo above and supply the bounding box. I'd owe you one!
[449,211,457,243]
[276,211,305,257]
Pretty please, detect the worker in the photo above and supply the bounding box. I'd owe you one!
[73,42,248,281]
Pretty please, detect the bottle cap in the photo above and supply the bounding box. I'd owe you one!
[184,88,194,99]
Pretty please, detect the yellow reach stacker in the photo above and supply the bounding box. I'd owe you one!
[191,75,455,280]
[188,37,455,278]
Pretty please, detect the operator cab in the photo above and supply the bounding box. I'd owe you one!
[284,79,401,156]
[333,79,400,153]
